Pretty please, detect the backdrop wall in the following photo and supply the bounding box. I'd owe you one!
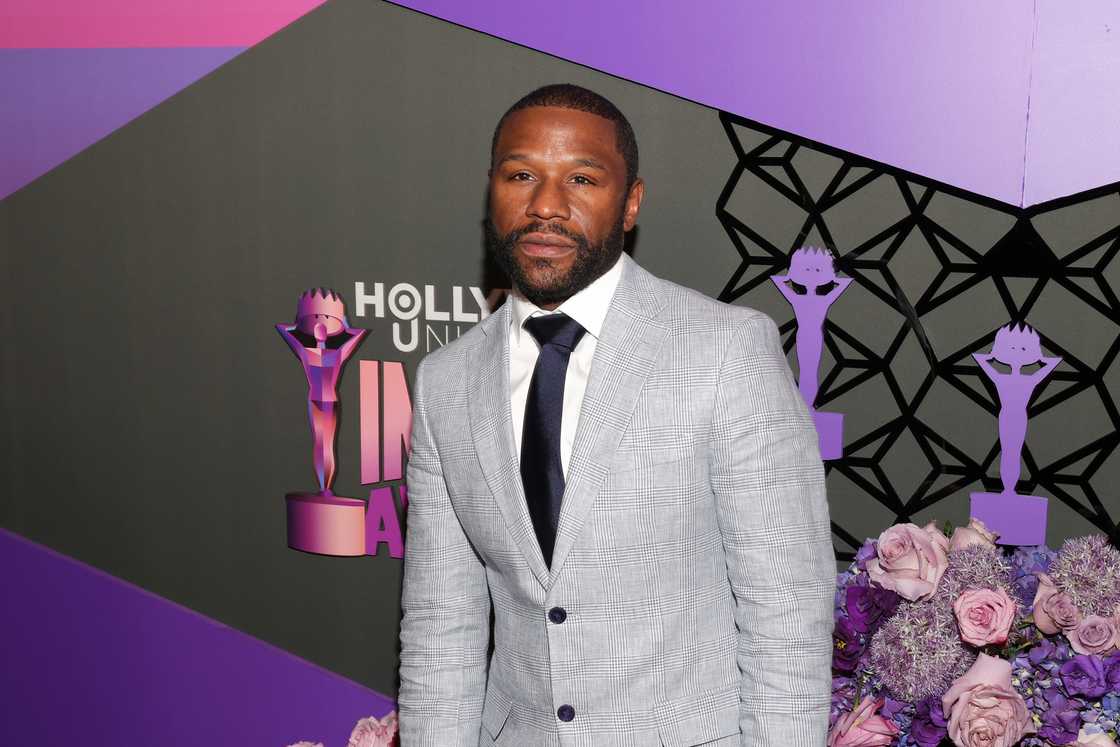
[2,0,1118,728]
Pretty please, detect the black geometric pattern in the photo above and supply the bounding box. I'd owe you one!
[716,111,1120,561]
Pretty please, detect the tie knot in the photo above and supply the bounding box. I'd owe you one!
[524,312,586,352]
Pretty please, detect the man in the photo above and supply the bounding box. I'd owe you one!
[399,83,834,746]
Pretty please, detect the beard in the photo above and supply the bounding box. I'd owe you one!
[485,213,625,308]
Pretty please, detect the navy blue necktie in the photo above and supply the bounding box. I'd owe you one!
[521,313,586,568]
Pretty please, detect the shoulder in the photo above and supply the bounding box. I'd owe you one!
[412,303,501,388]
[637,262,780,347]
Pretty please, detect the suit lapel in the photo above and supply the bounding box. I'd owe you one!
[466,302,551,589]
[548,255,669,586]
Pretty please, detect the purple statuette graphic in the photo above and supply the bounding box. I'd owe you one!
[969,323,1061,546]
[772,246,853,460]
[277,288,368,556]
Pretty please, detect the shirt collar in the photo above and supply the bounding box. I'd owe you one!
[510,253,625,347]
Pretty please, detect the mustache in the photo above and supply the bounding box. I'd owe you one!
[504,221,588,247]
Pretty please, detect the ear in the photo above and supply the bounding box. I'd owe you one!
[622,177,645,232]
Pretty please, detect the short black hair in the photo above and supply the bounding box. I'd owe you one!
[490,83,639,189]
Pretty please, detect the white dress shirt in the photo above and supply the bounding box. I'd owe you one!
[509,254,624,476]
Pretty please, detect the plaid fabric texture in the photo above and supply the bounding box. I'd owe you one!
[399,254,834,746]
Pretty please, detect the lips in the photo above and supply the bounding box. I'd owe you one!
[517,232,577,258]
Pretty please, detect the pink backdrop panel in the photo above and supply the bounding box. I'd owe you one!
[0,0,327,48]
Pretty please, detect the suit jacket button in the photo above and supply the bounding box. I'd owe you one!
[557,704,575,722]
[548,606,567,624]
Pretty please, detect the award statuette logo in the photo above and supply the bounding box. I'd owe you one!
[969,322,1061,546]
[772,246,853,460]
[277,288,368,555]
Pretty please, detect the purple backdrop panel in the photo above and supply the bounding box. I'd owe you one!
[391,0,1034,206]
[0,47,242,201]
[0,529,394,745]
[1024,0,1120,206]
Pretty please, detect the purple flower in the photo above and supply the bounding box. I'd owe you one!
[832,616,864,673]
[1011,545,1056,575]
[1030,636,1076,674]
[1039,692,1085,745]
[1062,656,1110,699]
[845,584,900,633]
[835,572,852,614]
[830,676,856,729]
[836,567,868,614]
[1104,651,1120,693]
[1010,545,1057,608]
[1014,573,1042,609]
[1031,638,1060,670]
[879,696,908,720]
[1051,535,1120,616]
[855,539,877,571]
[910,696,948,747]
[867,598,976,701]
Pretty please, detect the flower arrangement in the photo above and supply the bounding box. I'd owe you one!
[287,711,398,747]
[831,519,1120,747]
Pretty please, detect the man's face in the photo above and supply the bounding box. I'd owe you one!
[486,106,644,309]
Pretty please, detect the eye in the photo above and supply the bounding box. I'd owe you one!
[510,171,534,181]
[569,174,594,185]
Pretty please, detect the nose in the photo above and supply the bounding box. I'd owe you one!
[526,178,570,222]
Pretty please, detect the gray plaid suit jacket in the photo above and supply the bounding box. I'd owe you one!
[399,253,834,746]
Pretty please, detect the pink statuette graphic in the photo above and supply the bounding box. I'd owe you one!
[969,323,1061,546]
[277,288,368,555]
[772,246,853,459]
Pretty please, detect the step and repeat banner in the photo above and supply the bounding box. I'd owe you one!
[2,0,1118,743]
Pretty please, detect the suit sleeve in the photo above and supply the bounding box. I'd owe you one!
[398,358,492,746]
[708,314,835,745]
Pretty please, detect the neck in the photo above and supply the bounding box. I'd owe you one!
[514,285,569,312]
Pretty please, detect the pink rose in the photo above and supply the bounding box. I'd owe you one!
[1073,727,1120,746]
[348,712,399,747]
[953,588,1017,646]
[865,522,950,601]
[1067,615,1120,656]
[949,518,999,552]
[827,697,900,747]
[1033,573,1083,634]
[942,654,1035,747]
[1047,595,1083,631]
[1032,574,1062,634]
